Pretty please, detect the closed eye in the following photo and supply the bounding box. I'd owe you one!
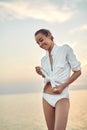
[39,39,43,42]
[37,39,44,45]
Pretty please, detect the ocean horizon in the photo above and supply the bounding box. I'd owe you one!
[0,84,87,95]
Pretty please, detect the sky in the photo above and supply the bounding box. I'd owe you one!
[0,0,87,94]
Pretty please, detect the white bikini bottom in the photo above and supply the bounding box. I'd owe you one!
[43,89,69,107]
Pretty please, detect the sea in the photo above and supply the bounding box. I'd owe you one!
[0,90,87,130]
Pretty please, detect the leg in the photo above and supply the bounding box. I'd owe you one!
[54,98,70,130]
[43,98,55,130]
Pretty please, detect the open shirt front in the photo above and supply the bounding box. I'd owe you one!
[41,44,81,88]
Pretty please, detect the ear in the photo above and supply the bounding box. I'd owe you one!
[47,32,52,39]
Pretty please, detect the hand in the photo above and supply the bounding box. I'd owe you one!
[53,85,64,94]
[35,66,45,77]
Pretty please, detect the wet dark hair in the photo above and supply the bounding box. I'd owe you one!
[35,29,54,41]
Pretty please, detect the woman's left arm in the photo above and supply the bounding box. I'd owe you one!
[62,45,82,89]
[53,44,81,94]
[53,70,81,94]
[61,70,81,89]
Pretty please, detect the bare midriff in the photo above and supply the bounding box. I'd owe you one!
[43,82,55,94]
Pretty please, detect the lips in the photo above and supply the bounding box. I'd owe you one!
[42,42,47,47]
[42,45,48,50]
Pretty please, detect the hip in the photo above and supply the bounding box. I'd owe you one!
[43,82,69,96]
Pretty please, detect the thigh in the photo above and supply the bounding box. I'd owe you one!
[43,98,55,130]
[54,98,70,130]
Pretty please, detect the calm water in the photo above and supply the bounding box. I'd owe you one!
[0,90,87,130]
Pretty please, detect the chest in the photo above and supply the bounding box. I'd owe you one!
[42,51,68,72]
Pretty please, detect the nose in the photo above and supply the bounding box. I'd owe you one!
[39,42,43,47]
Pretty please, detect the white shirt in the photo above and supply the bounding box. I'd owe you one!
[41,44,81,88]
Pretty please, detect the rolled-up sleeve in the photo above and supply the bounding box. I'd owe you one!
[66,45,81,71]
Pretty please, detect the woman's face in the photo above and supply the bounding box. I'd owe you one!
[35,33,53,51]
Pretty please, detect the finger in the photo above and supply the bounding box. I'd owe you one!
[35,67,39,70]
[35,67,40,72]
[53,88,57,92]
[53,87,58,91]
[35,66,40,68]
[37,70,42,75]
[53,88,60,94]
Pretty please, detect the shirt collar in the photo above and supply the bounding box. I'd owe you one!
[51,44,57,56]
[46,44,58,56]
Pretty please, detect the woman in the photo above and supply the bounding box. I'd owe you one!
[35,29,81,130]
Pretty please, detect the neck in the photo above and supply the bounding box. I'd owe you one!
[48,42,54,54]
